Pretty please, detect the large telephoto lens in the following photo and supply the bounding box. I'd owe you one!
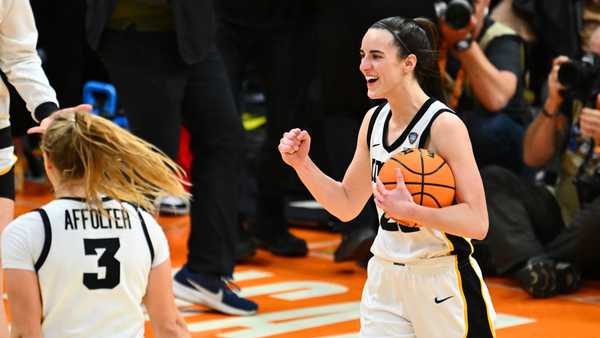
[558,61,582,89]
[445,0,473,29]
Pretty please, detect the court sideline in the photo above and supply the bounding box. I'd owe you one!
[12,191,600,338]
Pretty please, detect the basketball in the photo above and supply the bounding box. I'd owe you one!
[378,148,455,208]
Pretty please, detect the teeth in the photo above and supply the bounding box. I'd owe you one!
[366,76,379,81]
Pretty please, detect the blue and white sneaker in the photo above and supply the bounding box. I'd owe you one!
[155,195,190,216]
[173,266,258,316]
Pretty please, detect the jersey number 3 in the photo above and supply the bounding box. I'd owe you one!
[83,238,121,289]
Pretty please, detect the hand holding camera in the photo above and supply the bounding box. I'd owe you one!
[435,0,476,50]
[544,56,569,113]
[550,56,600,205]
[556,53,600,106]
[579,95,600,143]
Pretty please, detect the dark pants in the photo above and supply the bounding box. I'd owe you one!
[100,30,242,277]
[480,165,600,277]
[467,113,525,175]
[322,115,379,233]
[218,21,314,238]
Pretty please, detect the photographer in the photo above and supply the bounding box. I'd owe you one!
[438,0,528,174]
[478,55,600,298]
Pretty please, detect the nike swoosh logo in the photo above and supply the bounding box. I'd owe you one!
[434,296,453,304]
[187,278,223,302]
[372,143,381,147]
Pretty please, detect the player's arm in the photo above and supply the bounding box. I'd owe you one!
[400,113,488,239]
[144,259,190,338]
[281,108,375,222]
[0,0,58,122]
[5,269,42,338]
[2,218,43,338]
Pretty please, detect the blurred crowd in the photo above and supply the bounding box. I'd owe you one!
[6,0,600,314]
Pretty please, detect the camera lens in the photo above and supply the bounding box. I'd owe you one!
[558,62,581,89]
[446,0,473,29]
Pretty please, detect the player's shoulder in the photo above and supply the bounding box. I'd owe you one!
[119,202,152,220]
[429,106,470,152]
[431,106,464,132]
[3,209,44,241]
[120,201,161,228]
[362,101,387,124]
[7,209,43,227]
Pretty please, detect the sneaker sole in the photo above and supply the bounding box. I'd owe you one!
[254,239,308,257]
[158,206,190,216]
[517,259,557,298]
[334,233,374,263]
[173,280,257,316]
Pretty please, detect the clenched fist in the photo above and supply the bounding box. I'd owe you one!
[278,128,311,168]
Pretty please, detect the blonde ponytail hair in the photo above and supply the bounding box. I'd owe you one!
[41,110,190,212]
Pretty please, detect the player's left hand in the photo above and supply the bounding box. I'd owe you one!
[27,104,93,134]
[373,168,416,222]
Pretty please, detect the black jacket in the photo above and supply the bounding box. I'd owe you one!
[513,0,582,58]
[86,0,216,64]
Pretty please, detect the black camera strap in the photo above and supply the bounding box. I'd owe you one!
[575,138,595,180]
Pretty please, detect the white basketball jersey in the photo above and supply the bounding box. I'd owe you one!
[2,197,170,338]
[368,98,473,263]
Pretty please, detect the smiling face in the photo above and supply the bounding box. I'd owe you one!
[359,28,416,99]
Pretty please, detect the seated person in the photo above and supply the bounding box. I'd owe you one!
[478,54,600,298]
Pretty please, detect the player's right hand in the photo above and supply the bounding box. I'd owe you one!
[27,104,93,134]
[278,128,311,168]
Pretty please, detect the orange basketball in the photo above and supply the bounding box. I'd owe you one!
[378,148,455,208]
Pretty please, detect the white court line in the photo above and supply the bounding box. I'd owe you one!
[171,268,273,282]
[308,252,334,261]
[308,240,341,250]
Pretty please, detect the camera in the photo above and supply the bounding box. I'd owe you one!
[557,53,600,105]
[434,0,474,30]
[558,53,600,206]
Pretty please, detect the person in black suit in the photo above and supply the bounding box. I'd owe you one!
[86,0,257,316]
[216,0,314,258]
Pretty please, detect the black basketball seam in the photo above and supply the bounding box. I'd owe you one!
[419,150,425,206]
[389,157,423,175]
[422,158,449,175]
[382,181,455,190]
[389,154,451,176]
[420,191,443,208]
[382,183,453,207]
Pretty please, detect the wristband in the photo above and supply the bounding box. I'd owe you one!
[454,36,473,52]
[34,102,59,123]
[541,109,558,118]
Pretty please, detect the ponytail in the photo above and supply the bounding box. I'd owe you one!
[413,17,446,103]
[41,110,190,213]
[371,17,447,103]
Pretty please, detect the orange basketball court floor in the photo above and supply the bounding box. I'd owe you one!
[13,190,600,338]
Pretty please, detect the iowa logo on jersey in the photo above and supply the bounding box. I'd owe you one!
[408,132,418,144]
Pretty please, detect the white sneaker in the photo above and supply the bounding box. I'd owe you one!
[155,195,190,215]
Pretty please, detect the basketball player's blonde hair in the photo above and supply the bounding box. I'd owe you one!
[41,109,190,212]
